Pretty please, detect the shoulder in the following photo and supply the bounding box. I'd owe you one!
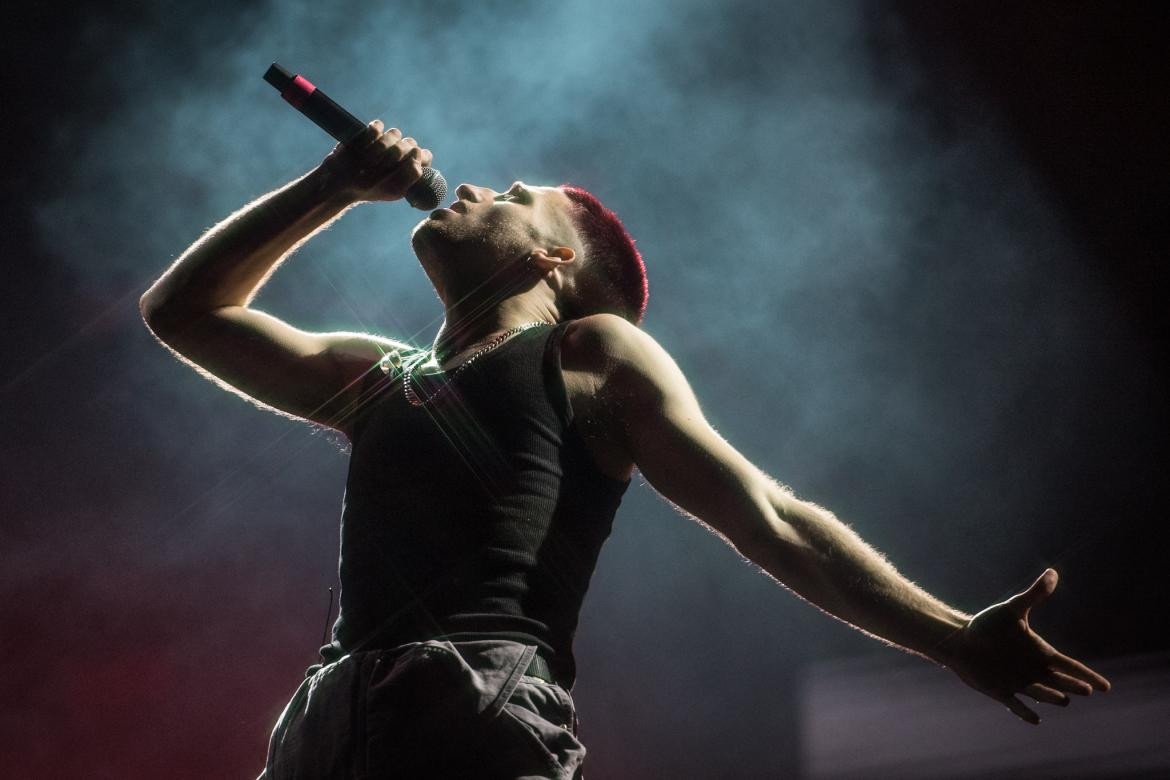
[561,313,656,372]
[560,313,689,408]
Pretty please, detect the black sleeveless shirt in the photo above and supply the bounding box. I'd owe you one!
[326,322,629,687]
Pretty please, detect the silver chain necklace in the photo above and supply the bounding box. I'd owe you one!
[399,321,550,406]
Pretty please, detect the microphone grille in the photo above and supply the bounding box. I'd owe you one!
[406,167,447,211]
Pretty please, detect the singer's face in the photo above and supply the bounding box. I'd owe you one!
[410,181,577,302]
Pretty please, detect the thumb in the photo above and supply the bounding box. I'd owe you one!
[1010,568,1058,618]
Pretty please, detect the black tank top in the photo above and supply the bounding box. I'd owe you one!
[326,322,629,687]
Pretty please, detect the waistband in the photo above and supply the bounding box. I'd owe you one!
[312,638,566,688]
[523,650,557,685]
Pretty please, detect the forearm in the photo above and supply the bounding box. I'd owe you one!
[140,164,354,324]
[738,485,970,664]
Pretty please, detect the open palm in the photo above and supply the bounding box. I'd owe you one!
[942,569,1111,724]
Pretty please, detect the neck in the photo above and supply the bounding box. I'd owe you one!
[433,294,557,362]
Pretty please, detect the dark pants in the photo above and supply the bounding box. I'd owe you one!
[258,639,586,779]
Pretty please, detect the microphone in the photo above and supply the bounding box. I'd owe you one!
[263,63,447,210]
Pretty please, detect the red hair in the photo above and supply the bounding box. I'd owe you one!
[560,185,648,324]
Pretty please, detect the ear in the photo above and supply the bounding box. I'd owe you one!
[530,245,576,273]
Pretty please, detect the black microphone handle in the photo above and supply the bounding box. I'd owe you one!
[263,63,446,210]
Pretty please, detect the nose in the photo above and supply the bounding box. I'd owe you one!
[455,183,489,202]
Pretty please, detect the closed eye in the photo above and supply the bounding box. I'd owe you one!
[500,183,529,202]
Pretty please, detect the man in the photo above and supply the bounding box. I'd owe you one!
[140,121,1110,778]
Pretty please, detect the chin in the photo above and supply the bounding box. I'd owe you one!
[410,219,447,259]
[410,216,436,243]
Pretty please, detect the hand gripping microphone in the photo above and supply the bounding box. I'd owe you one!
[263,63,447,210]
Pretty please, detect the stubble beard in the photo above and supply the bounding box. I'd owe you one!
[410,216,531,309]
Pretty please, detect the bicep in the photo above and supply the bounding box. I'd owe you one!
[145,305,404,434]
[586,319,783,547]
[626,373,777,547]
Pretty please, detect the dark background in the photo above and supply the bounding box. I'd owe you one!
[2,1,1166,777]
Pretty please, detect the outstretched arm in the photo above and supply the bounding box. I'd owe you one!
[140,121,430,433]
[564,313,1110,724]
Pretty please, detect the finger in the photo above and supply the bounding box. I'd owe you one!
[373,157,424,196]
[1024,683,1069,706]
[395,145,424,168]
[1050,652,1112,691]
[382,137,418,164]
[376,127,404,151]
[1003,694,1040,725]
[365,145,423,185]
[1041,669,1093,696]
[400,146,432,168]
[1009,568,1058,618]
[355,119,385,149]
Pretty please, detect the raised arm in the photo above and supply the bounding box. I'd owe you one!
[139,121,430,435]
[563,313,1110,724]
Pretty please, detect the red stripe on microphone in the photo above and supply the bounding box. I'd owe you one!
[281,74,316,109]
